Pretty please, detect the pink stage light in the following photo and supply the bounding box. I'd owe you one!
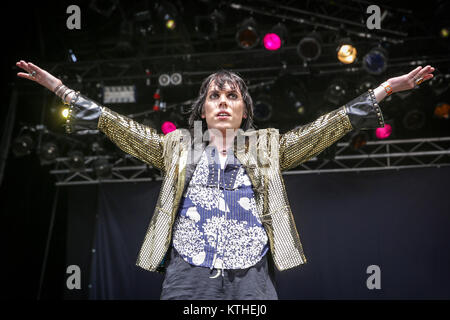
[161,121,176,135]
[375,123,392,139]
[263,33,281,51]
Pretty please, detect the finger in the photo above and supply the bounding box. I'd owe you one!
[17,72,36,81]
[17,61,32,73]
[416,65,432,79]
[408,66,422,78]
[28,62,43,73]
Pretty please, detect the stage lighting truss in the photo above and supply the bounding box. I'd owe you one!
[47,137,450,184]
[103,85,136,104]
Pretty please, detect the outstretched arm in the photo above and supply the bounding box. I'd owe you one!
[16,60,166,172]
[279,65,435,171]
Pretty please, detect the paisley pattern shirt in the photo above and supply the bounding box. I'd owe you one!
[171,145,269,270]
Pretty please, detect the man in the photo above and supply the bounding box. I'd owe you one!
[16,60,434,299]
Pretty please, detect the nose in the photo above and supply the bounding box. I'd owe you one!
[218,94,228,108]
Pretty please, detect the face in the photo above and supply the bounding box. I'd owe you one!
[201,81,247,132]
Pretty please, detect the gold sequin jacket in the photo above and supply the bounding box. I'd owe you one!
[65,89,384,273]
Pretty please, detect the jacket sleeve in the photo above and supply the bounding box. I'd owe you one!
[64,91,165,172]
[279,89,385,171]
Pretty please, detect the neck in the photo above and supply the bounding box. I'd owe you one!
[208,128,237,153]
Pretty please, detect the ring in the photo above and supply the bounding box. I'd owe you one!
[30,71,37,77]
[414,77,424,86]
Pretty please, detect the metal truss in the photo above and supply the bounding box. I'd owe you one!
[50,136,450,186]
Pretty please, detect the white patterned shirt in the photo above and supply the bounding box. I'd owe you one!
[171,146,269,270]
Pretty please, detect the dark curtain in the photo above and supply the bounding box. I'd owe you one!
[65,166,450,299]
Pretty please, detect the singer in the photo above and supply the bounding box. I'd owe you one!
[16,60,434,299]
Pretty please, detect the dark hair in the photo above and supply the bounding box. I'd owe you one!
[188,70,254,132]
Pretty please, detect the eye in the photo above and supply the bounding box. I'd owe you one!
[228,93,238,99]
[209,93,218,99]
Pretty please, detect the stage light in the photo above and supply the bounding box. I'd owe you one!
[195,11,224,40]
[363,47,388,75]
[94,158,112,179]
[337,39,357,64]
[170,73,182,85]
[62,107,69,119]
[428,73,449,96]
[12,134,34,157]
[253,95,273,122]
[350,131,369,150]
[155,1,177,30]
[68,49,77,63]
[402,109,426,130]
[158,74,170,86]
[433,102,450,119]
[161,121,177,135]
[375,123,392,139]
[297,33,322,61]
[440,27,449,38]
[40,141,59,164]
[325,78,348,105]
[103,85,136,104]
[236,17,259,49]
[358,76,377,93]
[263,23,287,51]
[67,150,85,171]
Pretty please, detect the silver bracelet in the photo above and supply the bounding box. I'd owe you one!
[62,89,75,103]
[53,84,64,94]
[55,85,68,98]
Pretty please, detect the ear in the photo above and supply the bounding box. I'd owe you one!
[243,113,247,119]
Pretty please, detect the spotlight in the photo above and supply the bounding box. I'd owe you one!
[161,121,177,135]
[253,95,273,122]
[363,47,388,75]
[402,109,426,130]
[89,0,117,17]
[94,158,112,179]
[103,85,136,104]
[170,73,182,85]
[433,102,450,119]
[272,74,309,117]
[263,23,287,51]
[236,17,259,49]
[297,33,322,62]
[158,74,171,86]
[12,134,34,157]
[155,1,177,30]
[194,11,224,40]
[375,123,392,139]
[440,27,449,38]
[67,150,85,171]
[350,131,369,150]
[68,49,77,63]
[62,107,70,119]
[428,73,449,96]
[337,39,357,64]
[40,141,59,165]
[358,76,377,93]
[325,78,348,105]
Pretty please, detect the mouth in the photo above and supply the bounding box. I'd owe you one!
[216,111,231,119]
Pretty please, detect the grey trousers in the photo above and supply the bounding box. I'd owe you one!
[160,246,278,300]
